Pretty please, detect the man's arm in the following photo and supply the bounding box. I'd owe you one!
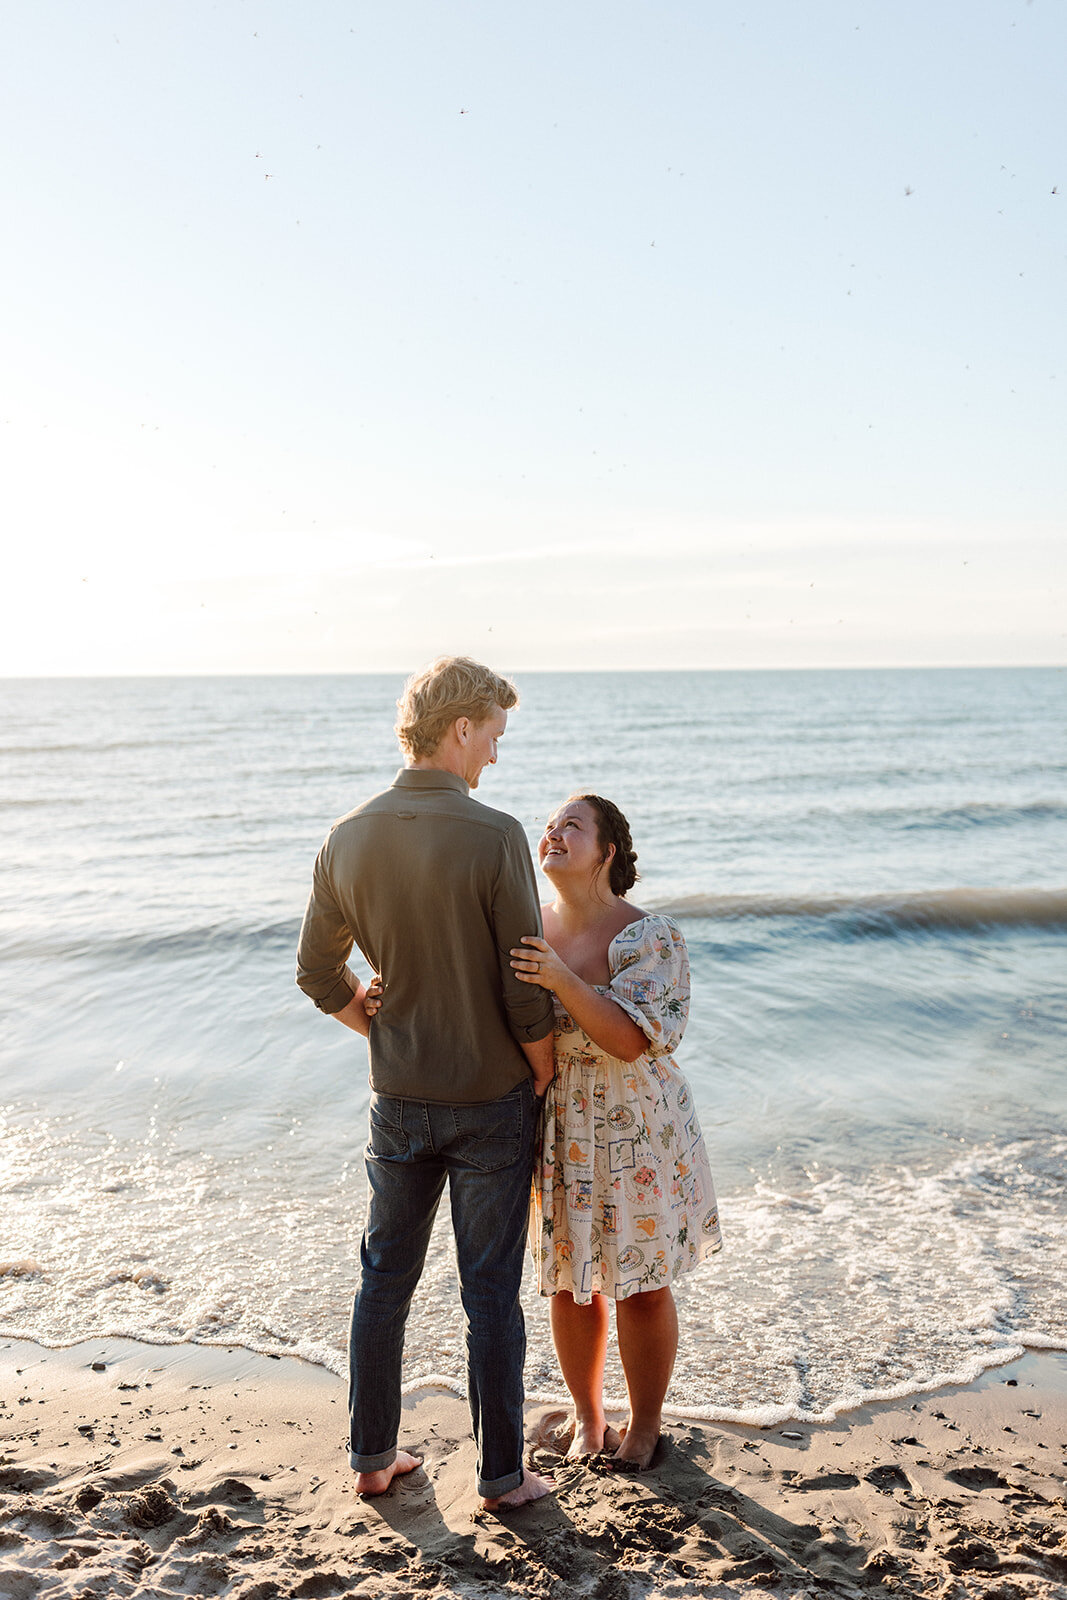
[296,838,358,1014]
[330,986,375,1039]
[491,822,556,1059]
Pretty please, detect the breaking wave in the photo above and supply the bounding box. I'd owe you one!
[658,886,1067,933]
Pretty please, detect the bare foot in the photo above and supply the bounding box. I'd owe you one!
[354,1450,423,1496]
[482,1467,555,1511]
[610,1424,660,1472]
[566,1417,601,1459]
[567,1419,624,1459]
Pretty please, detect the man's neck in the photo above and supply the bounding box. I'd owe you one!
[405,755,468,783]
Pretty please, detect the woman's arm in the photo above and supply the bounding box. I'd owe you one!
[510,936,648,1062]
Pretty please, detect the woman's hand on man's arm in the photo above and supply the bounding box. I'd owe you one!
[510,936,647,1062]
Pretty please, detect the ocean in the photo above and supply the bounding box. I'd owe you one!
[1,667,1065,1424]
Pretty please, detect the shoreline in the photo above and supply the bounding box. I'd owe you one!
[5,1322,1064,1426]
[3,1338,1067,1597]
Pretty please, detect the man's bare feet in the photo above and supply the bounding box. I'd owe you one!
[481,1467,555,1511]
[354,1450,423,1496]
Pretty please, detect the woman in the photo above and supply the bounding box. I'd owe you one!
[511,795,722,1471]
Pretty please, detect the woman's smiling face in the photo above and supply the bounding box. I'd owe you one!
[539,799,612,881]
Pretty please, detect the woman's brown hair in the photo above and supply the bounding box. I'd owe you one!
[568,794,639,896]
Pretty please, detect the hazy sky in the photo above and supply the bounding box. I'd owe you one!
[2,1,1064,675]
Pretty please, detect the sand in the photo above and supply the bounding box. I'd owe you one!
[2,1335,1066,1599]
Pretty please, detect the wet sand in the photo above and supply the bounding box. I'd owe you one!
[2,1335,1066,1598]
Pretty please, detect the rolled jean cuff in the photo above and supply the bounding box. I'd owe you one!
[349,1446,397,1473]
[476,1465,523,1500]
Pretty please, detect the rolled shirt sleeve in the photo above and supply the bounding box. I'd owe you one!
[493,823,556,1044]
[295,840,359,1014]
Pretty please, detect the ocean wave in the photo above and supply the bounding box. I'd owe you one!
[659,886,1067,933]
[0,919,303,964]
[0,739,178,756]
[795,798,1067,832]
[5,889,1065,966]
[110,920,304,960]
[0,797,85,810]
[897,800,1067,831]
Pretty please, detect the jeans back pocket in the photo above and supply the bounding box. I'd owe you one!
[367,1094,410,1160]
[446,1085,528,1173]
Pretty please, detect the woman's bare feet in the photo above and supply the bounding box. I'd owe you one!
[544,1412,624,1460]
[569,1419,624,1459]
[481,1467,555,1510]
[354,1450,423,1496]
[609,1423,661,1472]
[566,1416,605,1459]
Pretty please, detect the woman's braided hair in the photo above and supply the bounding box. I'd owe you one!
[568,794,640,896]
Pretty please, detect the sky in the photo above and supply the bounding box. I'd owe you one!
[1,0,1064,675]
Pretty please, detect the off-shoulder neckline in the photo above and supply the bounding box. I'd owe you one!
[606,912,674,953]
[579,914,674,994]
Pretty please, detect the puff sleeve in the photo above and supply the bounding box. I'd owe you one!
[606,915,690,1058]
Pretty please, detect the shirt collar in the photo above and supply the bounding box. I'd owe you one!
[392,767,470,794]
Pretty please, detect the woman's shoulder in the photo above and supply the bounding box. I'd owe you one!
[610,909,680,940]
[608,911,685,960]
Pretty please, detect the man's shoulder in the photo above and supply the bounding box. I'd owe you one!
[324,785,396,836]
[461,795,527,838]
[325,785,524,842]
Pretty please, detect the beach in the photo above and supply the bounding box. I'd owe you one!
[2,668,1065,1593]
[3,1335,1067,1598]
[3,670,1065,1418]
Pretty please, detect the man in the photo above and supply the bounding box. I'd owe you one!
[296,656,556,1510]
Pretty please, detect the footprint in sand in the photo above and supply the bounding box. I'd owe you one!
[864,1464,911,1493]
[189,1476,258,1505]
[945,1466,1009,1491]
[793,1471,861,1491]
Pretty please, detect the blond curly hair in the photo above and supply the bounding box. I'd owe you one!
[395,656,519,760]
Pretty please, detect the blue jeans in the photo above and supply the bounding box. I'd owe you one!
[348,1078,537,1498]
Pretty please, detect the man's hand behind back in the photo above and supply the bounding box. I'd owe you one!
[521,1031,555,1098]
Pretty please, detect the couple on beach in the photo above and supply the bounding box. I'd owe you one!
[296,657,721,1508]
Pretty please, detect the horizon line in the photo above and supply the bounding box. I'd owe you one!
[2,661,1063,684]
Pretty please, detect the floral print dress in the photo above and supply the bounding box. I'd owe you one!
[531,914,722,1302]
